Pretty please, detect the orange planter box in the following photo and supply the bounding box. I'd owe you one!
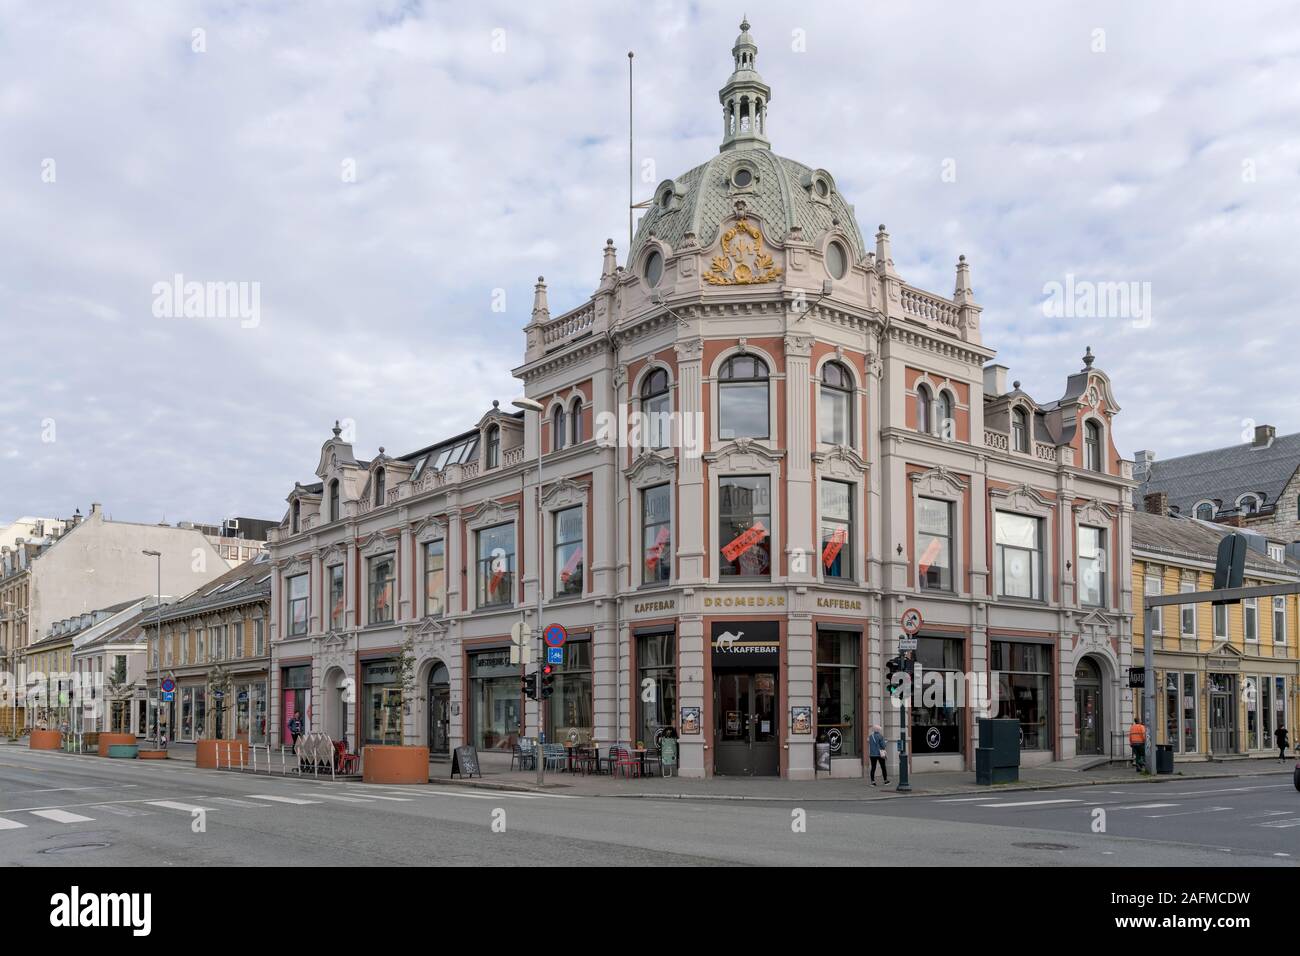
[29,730,61,750]
[97,733,136,757]
[362,745,429,784]
[138,750,168,760]
[195,738,248,769]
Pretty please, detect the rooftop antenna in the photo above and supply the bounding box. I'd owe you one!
[628,50,634,257]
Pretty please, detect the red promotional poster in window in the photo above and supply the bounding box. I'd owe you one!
[645,526,670,572]
[722,522,768,562]
[917,536,943,575]
[821,527,847,568]
[560,545,583,583]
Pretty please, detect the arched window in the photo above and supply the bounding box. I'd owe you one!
[485,425,500,469]
[1084,420,1102,472]
[936,390,954,440]
[328,480,340,522]
[1012,407,1029,452]
[641,368,671,449]
[291,499,300,534]
[719,354,769,440]
[1195,501,1215,521]
[551,405,567,452]
[916,384,932,435]
[571,399,583,445]
[819,361,853,446]
[373,468,385,506]
[1238,494,1260,515]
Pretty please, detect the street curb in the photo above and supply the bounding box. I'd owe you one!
[422,768,1293,802]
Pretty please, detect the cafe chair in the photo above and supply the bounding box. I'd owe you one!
[613,746,640,778]
[511,741,536,772]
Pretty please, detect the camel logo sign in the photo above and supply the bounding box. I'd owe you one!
[710,621,780,667]
[715,630,743,650]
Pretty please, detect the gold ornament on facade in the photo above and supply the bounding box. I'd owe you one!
[704,219,783,285]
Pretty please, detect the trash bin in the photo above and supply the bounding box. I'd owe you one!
[1155,744,1174,775]
[815,741,831,773]
[659,737,678,777]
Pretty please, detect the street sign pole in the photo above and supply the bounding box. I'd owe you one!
[895,611,921,793]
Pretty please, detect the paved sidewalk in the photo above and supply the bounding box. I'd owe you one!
[423,754,1297,801]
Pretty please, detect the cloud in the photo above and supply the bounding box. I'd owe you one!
[1,0,1298,523]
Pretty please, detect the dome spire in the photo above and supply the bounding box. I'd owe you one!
[718,17,771,152]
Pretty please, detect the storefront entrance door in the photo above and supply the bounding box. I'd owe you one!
[1074,662,1103,756]
[713,671,778,775]
[1209,676,1235,754]
[429,685,450,756]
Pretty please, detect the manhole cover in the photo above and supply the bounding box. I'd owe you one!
[40,843,110,855]
[1012,841,1074,851]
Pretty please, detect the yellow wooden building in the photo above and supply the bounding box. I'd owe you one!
[1132,511,1298,760]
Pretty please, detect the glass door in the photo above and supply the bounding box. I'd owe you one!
[1074,684,1101,754]
[713,672,779,776]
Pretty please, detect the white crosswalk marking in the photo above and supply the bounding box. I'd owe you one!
[298,793,379,804]
[0,817,28,830]
[209,797,275,808]
[245,795,320,805]
[30,809,95,823]
[935,797,989,803]
[91,804,153,817]
[977,799,1083,808]
[1259,818,1300,828]
[146,801,214,813]
[1111,803,1178,810]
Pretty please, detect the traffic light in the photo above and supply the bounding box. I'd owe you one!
[521,671,538,701]
[885,656,904,697]
[541,664,556,700]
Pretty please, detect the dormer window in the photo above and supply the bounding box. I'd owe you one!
[485,425,500,469]
[643,250,664,287]
[328,480,340,522]
[291,500,300,534]
[1012,407,1028,453]
[373,468,386,507]
[1194,501,1215,521]
[825,240,847,280]
[1238,494,1261,515]
[1084,421,1102,472]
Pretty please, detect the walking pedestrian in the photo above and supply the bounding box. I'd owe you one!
[1128,717,1146,772]
[288,711,303,748]
[1277,726,1289,762]
[868,724,889,786]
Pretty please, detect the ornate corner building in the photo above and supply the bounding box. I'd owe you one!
[267,20,1137,778]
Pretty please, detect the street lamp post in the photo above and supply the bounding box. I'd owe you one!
[142,550,162,744]
[512,396,546,786]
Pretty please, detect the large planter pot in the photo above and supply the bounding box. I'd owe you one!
[195,738,248,769]
[362,745,429,784]
[97,733,136,757]
[138,750,168,760]
[29,730,62,750]
[106,744,139,759]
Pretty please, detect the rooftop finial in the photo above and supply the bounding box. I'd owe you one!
[1083,345,1095,369]
[531,276,550,324]
[718,17,770,152]
[332,420,342,439]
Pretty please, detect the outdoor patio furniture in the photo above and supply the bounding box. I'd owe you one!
[542,743,567,770]
[511,741,536,772]
[613,746,640,778]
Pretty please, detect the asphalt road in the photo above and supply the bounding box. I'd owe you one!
[0,748,1295,866]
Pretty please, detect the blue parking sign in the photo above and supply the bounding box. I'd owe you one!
[547,647,563,665]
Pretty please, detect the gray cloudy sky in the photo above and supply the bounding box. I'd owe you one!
[3,0,1299,526]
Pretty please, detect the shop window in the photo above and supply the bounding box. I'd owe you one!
[819,480,852,580]
[1245,676,1258,749]
[991,641,1052,750]
[642,484,672,584]
[477,523,515,607]
[469,649,519,751]
[718,475,771,578]
[545,639,593,744]
[816,630,860,757]
[554,506,584,597]
[994,512,1042,601]
[718,355,769,440]
[912,636,964,754]
[636,631,677,749]
[1182,673,1197,754]
[368,553,395,625]
[917,497,953,591]
[287,573,309,636]
[363,659,403,746]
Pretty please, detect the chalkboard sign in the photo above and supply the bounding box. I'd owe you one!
[451,744,481,779]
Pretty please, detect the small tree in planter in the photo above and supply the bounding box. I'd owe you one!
[103,668,136,734]
[362,634,429,784]
[205,662,232,739]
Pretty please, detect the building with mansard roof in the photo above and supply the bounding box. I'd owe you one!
[268,20,1138,777]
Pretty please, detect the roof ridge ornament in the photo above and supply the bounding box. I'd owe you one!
[718,18,771,152]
